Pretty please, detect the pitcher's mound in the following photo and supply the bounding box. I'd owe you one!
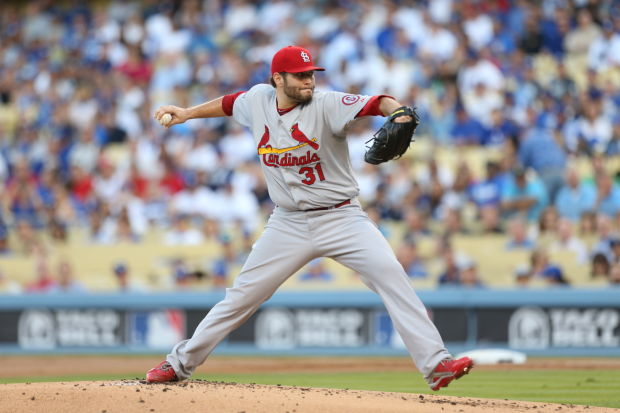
[1,380,614,413]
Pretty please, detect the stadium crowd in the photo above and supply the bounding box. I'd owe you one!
[1,0,620,293]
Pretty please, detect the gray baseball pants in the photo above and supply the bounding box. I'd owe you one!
[167,202,450,379]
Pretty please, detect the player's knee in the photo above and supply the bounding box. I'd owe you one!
[363,259,406,281]
[225,286,271,310]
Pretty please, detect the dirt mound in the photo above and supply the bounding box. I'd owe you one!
[1,380,615,413]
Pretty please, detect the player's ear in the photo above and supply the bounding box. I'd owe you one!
[272,72,284,87]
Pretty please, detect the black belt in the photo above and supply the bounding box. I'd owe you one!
[305,199,351,212]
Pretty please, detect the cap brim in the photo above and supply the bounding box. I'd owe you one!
[286,65,325,73]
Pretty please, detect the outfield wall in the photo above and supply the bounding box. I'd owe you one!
[1,289,619,356]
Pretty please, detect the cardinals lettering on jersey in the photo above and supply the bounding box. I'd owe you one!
[257,124,321,168]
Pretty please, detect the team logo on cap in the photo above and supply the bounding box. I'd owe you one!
[300,51,311,63]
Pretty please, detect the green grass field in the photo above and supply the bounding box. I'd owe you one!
[1,369,618,408]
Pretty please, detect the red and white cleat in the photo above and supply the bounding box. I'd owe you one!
[146,361,179,383]
[427,357,474,391]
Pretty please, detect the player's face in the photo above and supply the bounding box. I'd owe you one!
[282,71,315,104]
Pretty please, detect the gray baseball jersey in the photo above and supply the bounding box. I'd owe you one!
[165,84,451,385]
[232,84,367,210]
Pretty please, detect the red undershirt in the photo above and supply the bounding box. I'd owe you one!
[221,92,392,118]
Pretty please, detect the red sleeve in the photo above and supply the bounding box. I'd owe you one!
[221,91,246,116]
[354,94,394,118]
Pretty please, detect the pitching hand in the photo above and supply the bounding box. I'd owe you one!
[154,105,188,128]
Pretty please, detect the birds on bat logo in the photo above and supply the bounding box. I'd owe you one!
[257,124,321,168]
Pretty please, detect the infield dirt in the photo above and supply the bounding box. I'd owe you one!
[2,380,618,413]
[1,356,619,413]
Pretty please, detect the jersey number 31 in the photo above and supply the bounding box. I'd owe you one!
[299,163,326,185]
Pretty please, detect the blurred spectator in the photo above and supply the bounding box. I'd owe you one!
[591,252,611,281]
[548,61,577,101]
[450,105,488,146]
[501,166,549,223]
[607,238,620,266]
[549,218,588,264]
[554,166,596,221]
[51,258,88,293]
[540,265,569,286]
[14,220,44,256]
[518,111,567,202]
[458,258,484,288]
[505,217,536,250]
[171,258,208,290]
[69,129,100,174]
[169,172,216,220]
[211,234,237,289]
[535,206,560,246]
[468,160,504,233]
[608,263,620,285]
[93,160,125,204]
[418,16,458,63]
[462,82,504,128]
[437,246,474,287]
[518,10,543,55]
[396,238,428,279]
[514,264,536,288]
[540,7,569,56]
[578,210,598,239]
[5,181,45,227]
[67,165,95,214]
[575,101,613,155]
[437,250,461,286]
[587,21,620,73]
[402,208,432,240]
[113,261,147,292]
[26,257,58,293]
[590,213,617,260]
[564,8,601,59]
[592,172,620,217]
[484,109,520,147]
[528,247,569,286]
[463,9,494,51]
[299,258,334,282]
[438,161,472,235]
[457,48,505,95]
[48,218,68,244]
[164,214,205,246]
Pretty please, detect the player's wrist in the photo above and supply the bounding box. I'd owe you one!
[378,97,402,116]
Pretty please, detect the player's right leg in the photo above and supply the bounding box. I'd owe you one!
[147,208,317,382]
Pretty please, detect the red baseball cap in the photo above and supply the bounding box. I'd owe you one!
[271,46,325,75]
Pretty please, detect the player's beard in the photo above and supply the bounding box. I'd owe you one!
[282,80,314,104]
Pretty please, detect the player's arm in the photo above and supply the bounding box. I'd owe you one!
[153,97,227,128]
[378,97,413,123]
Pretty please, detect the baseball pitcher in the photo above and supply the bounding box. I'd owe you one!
[147,46,473,391]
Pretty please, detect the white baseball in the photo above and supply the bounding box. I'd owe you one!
[160,113,172,126]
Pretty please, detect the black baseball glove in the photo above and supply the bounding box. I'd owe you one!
[364,106,419,165]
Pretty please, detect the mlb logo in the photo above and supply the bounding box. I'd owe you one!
[130,310,186,349]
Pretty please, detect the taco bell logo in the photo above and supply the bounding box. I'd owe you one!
[508,306,550,349]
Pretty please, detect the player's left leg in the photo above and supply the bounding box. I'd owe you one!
[313,206,451,377]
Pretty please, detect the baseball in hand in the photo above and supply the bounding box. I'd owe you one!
[160,113,172,126]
